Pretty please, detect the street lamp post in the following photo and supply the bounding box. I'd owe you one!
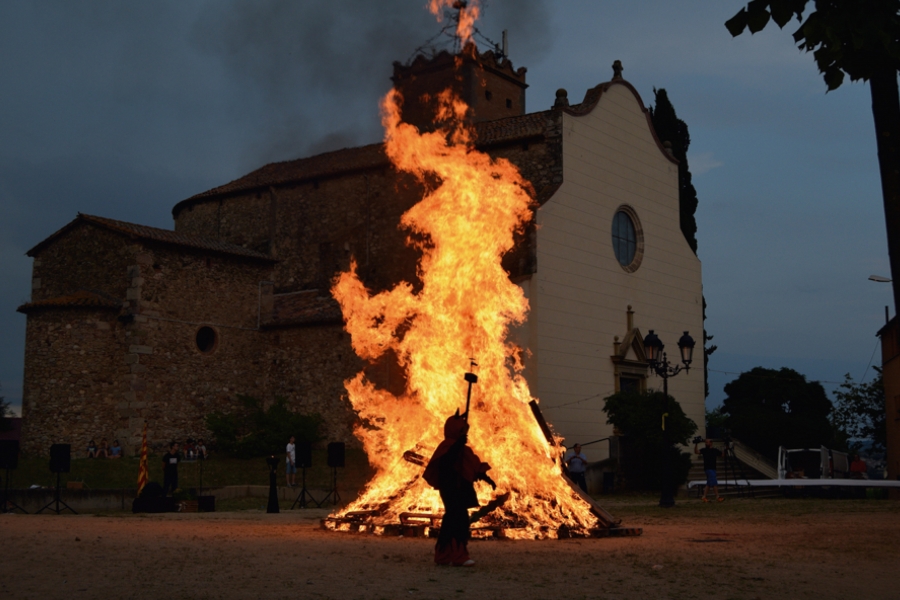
[643,330,696,508]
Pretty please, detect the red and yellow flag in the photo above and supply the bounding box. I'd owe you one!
[137,422,148,496]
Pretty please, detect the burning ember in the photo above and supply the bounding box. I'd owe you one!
[325,4,625,541]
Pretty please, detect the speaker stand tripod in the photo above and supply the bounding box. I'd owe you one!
[721,442,752,498]
[318,467,341,506]
[2,468,27,514]
[290,467,319,509]
[36,472,77,515]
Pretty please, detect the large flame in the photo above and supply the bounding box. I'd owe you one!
[327,86,598,539]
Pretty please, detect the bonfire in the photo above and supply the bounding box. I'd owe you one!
[325,0,627,540]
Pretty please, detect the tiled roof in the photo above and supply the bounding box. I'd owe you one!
[473,111,549,145]
[17,290,121,314]
[263,290,343,328]
[172,112,552,216]
[27,213,277,261]
[175,143,390,211]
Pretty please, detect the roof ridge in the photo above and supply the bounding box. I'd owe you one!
[28,213,277,261]
[173,111,553,215]
[17,289,121,314]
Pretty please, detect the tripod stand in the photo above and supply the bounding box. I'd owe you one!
[721,441,752,498]
[36,471,77,514]
[2,467,27,514]
[290,466,319,509]
[318,467,341,506]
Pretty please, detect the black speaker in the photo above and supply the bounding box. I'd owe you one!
[327,442,345,468]
[0,440,19,470]
[49,444,71,473]
[297,442,312,469]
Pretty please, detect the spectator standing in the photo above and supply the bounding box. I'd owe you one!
[564,444,588,492]
[109,439,123,459]
[162,442,181,496]
[695,438,724,502]
[286,436,297,488]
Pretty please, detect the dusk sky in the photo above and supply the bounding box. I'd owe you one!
[1,1,893,418]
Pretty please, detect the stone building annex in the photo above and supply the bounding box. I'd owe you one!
[17,45,704,470]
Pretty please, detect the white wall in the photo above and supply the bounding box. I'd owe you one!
[524,82,704,462]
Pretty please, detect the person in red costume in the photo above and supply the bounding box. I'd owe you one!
[423,410,496,567]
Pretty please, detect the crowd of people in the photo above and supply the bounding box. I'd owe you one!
[86,437,122,459]
[86,436,207,460]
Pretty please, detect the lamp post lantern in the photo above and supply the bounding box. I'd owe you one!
[643,330,695,508]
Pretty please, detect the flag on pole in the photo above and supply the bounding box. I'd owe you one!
[137,422,149,496]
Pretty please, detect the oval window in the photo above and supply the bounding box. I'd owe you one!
[611,206,643,272]
[196,326,217,353]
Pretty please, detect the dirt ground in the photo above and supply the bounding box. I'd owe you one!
[2,497,898,600]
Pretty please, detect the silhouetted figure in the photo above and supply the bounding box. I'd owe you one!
[423,412,495,567]
[162,442,181,496]
[695,438,723,502]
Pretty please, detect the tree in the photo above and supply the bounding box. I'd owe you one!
[721,367,837,459]
[206,395,322,458]
[603,390,698,490]
[706,406,728,430]
[0,384,11,432]
[650,91,718,398]
[726,1,900,311]
[703,297,718,399]
[831,368,887,454]
[649,88,699,254]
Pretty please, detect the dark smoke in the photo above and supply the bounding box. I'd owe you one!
[190,0,552,164]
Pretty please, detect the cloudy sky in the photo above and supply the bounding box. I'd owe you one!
[1,0,893,417]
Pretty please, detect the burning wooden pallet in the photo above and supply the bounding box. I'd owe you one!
[323,404,642,539]
[322,484,641,538]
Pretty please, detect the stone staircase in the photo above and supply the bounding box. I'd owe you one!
[682,439,782,499]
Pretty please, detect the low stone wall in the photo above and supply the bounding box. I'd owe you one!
[3,484,332,513]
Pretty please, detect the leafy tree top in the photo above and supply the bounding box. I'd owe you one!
[603,390,698,490]
[726,0,900,90]
[721,366,837,458]
[649,88,699,254]
[831,368,886,454]
[603,389,698,447]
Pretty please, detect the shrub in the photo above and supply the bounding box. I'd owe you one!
[603,390,697,490]
[206,395,322,458]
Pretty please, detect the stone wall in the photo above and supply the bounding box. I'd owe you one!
[21,227,364,456]
[173,135,562,296]
[29,224,133,302]
[20,307,124,456]
[260,324,362,447]
[114,243,273,454]
[22,108,568,459]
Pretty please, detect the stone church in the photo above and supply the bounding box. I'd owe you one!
[18,45,704,461]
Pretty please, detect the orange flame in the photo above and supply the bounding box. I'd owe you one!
[429,0,480,47]
[328,87,598,539]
